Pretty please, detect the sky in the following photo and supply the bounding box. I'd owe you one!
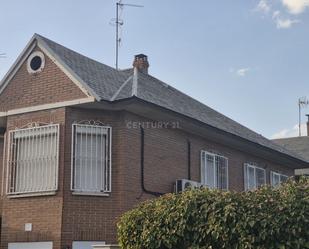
[0,0,309,139]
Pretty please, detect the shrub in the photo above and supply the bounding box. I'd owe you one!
[117,178,309,249]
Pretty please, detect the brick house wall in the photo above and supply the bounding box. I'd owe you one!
[0,46,87,112]
[0,43,296,249]
[0,109,66,249]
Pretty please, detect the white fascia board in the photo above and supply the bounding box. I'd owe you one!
[0,97,95,117]
[37,37,101,101]
[0,35,37,95]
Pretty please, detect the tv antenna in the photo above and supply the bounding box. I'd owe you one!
[0,53,6,58]
[110,0,143,70]
[298,96,309,136]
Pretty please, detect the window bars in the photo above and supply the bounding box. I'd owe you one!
[200,151,228,190]
[244,163,266,191]
[270,171,288,187]
[71,123,112,193]
[7,124,60,195]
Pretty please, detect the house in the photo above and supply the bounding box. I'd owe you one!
[0,34,307,249]
[273,116,309,176]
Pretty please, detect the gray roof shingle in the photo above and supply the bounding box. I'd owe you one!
[36,34,307,163]
[273,137,309,162]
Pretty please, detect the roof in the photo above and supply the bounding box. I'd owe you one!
[1,34,308,164]
[273,136,309,162]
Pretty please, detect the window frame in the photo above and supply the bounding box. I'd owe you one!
[244,163,266,191]
[200,150,229,190]
[6,124,60,196]
[270,171,288,187]
[70,123,112,196]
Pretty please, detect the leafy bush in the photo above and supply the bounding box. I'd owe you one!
[117,178,309,249]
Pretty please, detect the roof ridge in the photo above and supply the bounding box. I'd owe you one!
[36,34,121,74]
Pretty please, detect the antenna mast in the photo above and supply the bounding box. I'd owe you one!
[298,96,309,136]
[113,0,143,70]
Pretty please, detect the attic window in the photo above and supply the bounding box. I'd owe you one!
[27,51,45,74]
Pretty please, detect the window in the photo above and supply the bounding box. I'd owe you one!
[7,124,59,195]
[244,163,266,190]
[27,51,45,74]
[71,123,111,194]
[270,171,288,187]
[201,151,228,190]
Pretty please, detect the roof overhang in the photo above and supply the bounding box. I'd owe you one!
[75,97,309,170]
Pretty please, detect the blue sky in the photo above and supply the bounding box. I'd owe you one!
[0,0,309,139]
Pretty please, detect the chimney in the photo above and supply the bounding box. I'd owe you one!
[306,114,309,136]
[133,54,149,74]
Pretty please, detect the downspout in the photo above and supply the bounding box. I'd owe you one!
[140,127,163,196]
[187,140,191,180]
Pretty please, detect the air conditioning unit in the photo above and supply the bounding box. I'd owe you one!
[175,179,202,193]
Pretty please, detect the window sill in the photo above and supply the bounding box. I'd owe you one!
[72,190,110,197]
[7,191,57,199]
[72,191,110,197]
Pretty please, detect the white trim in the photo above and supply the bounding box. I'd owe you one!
[244,163,266,190]
[0,34,99,101]
[71,123,112,194]
[0,36,37,94]
[6,124,60,195]
[132,67,138,96]
[37,39,99,100]
[1,132,7,196]
[110,75,133,101]
[72,191,110,197]
[27,51,45,74]
[0,97,95,117]
[7,191,57,199]
[200,150,228,190]
[270,171,288,187]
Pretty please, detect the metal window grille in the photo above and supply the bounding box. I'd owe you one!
[200,151,228,190]
[271,171,288,187]
[244,163,266,191]
[71,123,111,193]
[7,124,60,195]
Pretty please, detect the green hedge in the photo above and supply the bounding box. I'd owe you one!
[117,178,309,249]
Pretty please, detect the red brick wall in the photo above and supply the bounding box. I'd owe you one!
[0,109,66,249]
[60,109,294,247]
[0,107,295,249]
[0,46,87,112]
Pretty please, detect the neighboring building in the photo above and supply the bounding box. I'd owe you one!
[0,34,307,249]
[273,116,309,176]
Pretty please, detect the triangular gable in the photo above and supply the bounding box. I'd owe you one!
[0,34,100,102]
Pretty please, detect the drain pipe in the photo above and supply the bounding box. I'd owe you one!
[140,127,163,196]
[187,140,191,180]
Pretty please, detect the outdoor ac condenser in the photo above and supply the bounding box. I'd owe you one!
[175,179,202,193]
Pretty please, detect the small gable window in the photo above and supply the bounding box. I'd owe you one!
[27,51,45,74]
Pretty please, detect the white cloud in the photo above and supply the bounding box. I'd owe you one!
[272,10,300,29]
[236,68,250,77]
[271,123,307,139]
[256,0,271,13]
[276,17,300,28]
[282,0,309,14]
